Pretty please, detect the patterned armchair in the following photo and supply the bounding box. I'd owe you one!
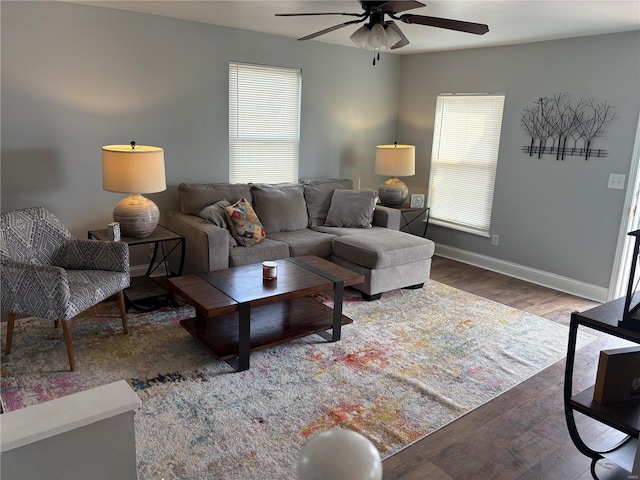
[1,207,130,370]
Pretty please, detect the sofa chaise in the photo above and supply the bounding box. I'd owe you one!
[164,179,435,300]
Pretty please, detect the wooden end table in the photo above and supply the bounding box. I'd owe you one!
[168,255,364,372]
[88,225,185,312]
[388,204,430,237]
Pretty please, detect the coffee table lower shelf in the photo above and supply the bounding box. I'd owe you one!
[180,296,353,362]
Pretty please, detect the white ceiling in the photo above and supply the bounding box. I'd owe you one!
[66,1,640,54]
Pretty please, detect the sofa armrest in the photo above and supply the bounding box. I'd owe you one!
[373,205,401,230]
[163,210,230,273]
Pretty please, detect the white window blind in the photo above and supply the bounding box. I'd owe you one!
[229,63,301,184]
[428,94,505,237]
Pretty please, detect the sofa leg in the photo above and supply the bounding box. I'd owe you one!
[403,283,424,290]
[360,292,382,301]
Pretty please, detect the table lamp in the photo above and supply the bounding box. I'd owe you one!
[102,142,166,238]
[375,143,415,207]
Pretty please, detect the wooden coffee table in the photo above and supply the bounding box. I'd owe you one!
[168,255,364,371]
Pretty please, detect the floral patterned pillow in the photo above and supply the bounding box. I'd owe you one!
[225,197,266,246]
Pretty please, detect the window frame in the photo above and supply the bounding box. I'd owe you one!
[228,62,302,184]
[427,93,506,237]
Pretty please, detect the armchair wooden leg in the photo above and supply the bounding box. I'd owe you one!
[6,312,15,354]
[117,291,128,335]
[61,321,75,371]
[54,320,59,329]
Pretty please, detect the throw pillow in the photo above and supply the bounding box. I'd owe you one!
[301,178,354,227]
[225,197,266,247]
[250,184,308,233]
[324,189,378,228]
[198,200,239,248]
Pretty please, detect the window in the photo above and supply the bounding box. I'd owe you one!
[229,62,301,184]
[428,94,505,237]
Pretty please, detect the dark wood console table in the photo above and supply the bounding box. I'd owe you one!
[565,297,640,478]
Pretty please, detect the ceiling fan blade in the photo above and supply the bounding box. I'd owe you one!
[378,1,425,15]
[399,14,489,35]
[385,22,410,49]
[298,18,367,41]
[276,12,364,18]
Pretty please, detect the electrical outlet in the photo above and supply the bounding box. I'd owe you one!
[608,174,626,190]
[492,234,499,246]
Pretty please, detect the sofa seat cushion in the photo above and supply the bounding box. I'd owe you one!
[300,178,353,227]
[268,229,336,258]
[229,238,290,267]
[312,225,390,237]
[250,184,308,234]
[332,229,435,270]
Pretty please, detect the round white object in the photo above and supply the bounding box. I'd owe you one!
[298,427,382,480]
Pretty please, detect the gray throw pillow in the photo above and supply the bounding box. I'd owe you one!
[301,178,354,227]
[250,184,308,234]
[324,189,378,228]
[199,200,239,247]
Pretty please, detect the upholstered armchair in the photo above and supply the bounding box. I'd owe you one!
[1,207,130,370]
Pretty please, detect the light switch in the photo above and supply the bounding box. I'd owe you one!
[608,174,626,190]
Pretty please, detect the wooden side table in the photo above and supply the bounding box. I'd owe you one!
[88,225,185,312]
[388,204,430,237]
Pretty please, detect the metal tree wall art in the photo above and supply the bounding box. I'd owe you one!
[520,94,617,160]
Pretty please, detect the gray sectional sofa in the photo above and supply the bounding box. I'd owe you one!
[164,179,435,299]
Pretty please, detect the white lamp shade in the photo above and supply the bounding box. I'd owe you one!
[368,23,387,48]
[102,144,166,194]
[385,25,402,48]
[350,25,370,48]
[375,144,415,177]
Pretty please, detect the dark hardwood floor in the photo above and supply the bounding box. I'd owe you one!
[382,255,633,480]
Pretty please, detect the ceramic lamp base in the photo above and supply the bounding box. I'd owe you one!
[378,177,408,207]
[113,193,159,238]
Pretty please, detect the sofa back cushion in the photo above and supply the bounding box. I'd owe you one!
[179,183,251,215]
[324,189,377,228]
[300,178,353,228]
[250,183,308,234]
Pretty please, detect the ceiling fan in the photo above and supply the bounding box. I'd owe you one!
[276,1,489,64]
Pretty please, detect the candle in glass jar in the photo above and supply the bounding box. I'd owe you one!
[262,261,277,280]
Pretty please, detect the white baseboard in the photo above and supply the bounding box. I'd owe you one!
[434,244,609,303]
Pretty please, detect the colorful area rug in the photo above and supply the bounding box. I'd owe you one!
[1,281,595,479]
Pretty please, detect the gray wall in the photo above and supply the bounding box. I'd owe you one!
[3,1,640,291]
[1,1,400,238]
[396,31,640,289]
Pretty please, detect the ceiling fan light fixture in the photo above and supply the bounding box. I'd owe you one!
[368,22,387,48]
[350,24,370,48]
[384,25,402,48]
